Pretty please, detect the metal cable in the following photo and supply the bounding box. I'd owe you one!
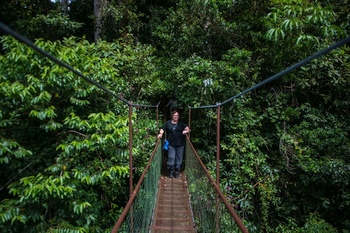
[0,22,159,108]
[190,36,350,109]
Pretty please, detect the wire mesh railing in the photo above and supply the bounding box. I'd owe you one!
[112,140,162,233]
[112,136,248,232]
[185,137,248,233]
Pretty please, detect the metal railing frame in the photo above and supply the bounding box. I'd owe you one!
[186,135,249,233]
[186,35,350,232]
[111,139,161,233]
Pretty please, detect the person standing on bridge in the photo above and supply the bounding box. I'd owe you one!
[158,111,190,178]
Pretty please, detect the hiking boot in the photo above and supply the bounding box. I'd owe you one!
[169,170,174,178]
[174,171,179,178]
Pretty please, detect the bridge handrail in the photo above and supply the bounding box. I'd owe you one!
[111,139,161,233]
[186,135,248,233]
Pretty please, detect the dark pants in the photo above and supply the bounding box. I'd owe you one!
[167,145,184,171]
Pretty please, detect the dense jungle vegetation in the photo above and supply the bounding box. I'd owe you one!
[1,0,349,232]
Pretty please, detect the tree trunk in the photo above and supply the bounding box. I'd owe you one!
[61,0,69,14]
[94,0,108,42]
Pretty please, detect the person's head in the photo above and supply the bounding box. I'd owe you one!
[171,111,180,121]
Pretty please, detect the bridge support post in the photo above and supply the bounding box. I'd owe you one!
[215,104,221,232]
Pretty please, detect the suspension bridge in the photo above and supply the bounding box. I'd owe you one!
[1,22,349,233]
[111,136,248,233]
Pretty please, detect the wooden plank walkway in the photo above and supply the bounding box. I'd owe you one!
[150,172,196,233]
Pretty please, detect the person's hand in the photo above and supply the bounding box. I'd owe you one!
[182,130,187,135]
[158,133,163,139]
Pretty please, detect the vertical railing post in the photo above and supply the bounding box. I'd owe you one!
[128,101,133,195]
[215,103,221,232]
[128,102,134,233]
[216,104,221,186]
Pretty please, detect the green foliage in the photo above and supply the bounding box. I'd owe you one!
[0,139,33,164]
[148,0,243,59]
[263,0,347,73]
[0,0,83,41]
[18,13,84,41]
[265,3,340,43]
[161,47,253,111]
[0,0,350,232]
[0,35,158,232]
[275,213,338,233]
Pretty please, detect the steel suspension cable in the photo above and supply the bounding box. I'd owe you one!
[1,22,132,106]
[189,36,350,109]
